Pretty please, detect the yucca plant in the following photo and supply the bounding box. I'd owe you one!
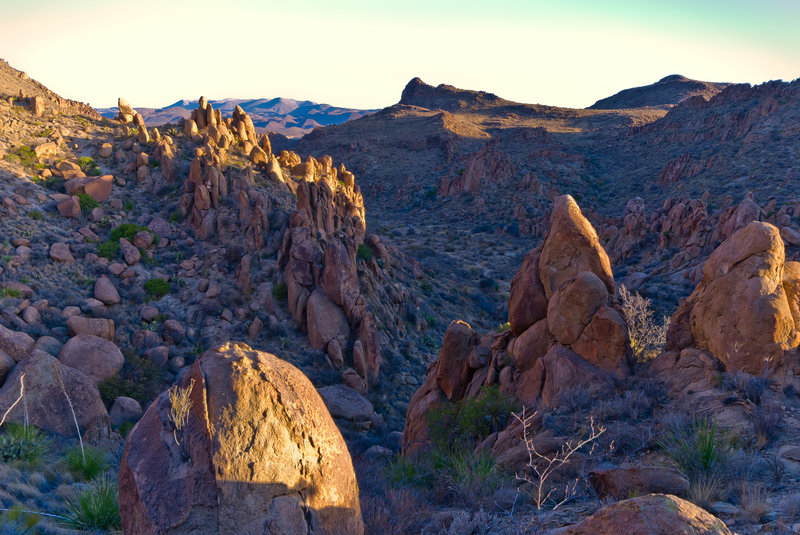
[60,478,121,531]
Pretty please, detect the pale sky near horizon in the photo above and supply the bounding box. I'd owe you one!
[1,0,798,110]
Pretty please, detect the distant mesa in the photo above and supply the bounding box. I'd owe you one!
[96,97,377,138]
[399,77,509,111]
[588,74,731,109]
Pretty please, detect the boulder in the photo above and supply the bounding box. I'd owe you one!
[546,271,608,345]
[317,384,373,423]
[49,242,74,263]
[64,175,113,202]
[0,350,107,435]
[109,396,143,427]
[508,319,554,372]
[58,334,124,383]
[588,467,690,500]
[119,342,363,535]
[57,196,81,218]
[435,320,479,401]
[557,494,731,535]
[94,275,120,305]
[507,248,548,335]
[669,222,799,375]
[784,261,800,331]
[66,316,115,341]
[0,324,35,362]
[538,345,614,407]
[305,288,349,351]
[539,195,614,299]
[0,351,15,384]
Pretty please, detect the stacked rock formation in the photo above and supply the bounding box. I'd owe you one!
[119,342,364,535]
[403,194,630,455]
[658,221,800,378]
[278,156,381,389]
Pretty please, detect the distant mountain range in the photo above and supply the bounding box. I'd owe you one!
[588,74,731,109]
[96,97,377,138]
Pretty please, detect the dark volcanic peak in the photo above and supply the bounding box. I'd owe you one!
[589,74,731,110]
[399,77,510,111]
[97,97,377,138]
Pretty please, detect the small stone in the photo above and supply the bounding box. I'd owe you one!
[140,306,159,322]
[144,345,169,368]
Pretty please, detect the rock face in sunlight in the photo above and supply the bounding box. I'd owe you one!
[559,494,732,535]
[403,195,630,456]
[119,342,364,535]
[663,221,800,377]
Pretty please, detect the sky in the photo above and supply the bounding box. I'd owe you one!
[1,0,799,110]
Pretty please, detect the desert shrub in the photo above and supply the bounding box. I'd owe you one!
[385,455,432,488]
[433,448,501,505]
[722,370,768,404]
[168,209,182,223]
[271,282,288,300]
[751,403,783,449]
[781,493,800,521]
[65,445,109,481]
[60,477,120,531]
[76,192,99,213]
[0,423,49,464]
[27,210,44,220]
[0,287,22,298]
[357,243,374,261]
[0,505,41,533]
[618,284,670,361]
[658,415,729,483]
[426,385,517,448]
[110,222,147,242]
[739,482,769,523]
[77,156,95,170]
[496,321,511,333]
[98,353,160,407]
[123,200,134,212]
[5,145,37,167]
[143,278,170,299]
[97,240,120,260]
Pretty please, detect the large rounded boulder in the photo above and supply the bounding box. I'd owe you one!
[119,342,363,535]
[558,494,731,534]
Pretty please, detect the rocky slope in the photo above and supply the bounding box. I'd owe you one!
[98,97,376,138]
[588,74,731,110]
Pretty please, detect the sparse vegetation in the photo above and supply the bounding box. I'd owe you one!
[65,445,109,481]
[0,423,49,464]
[98,353,161,407]
[97,240,120,260]
[143,278,170,299]
[3,145,37,167]
[76,191,99,213]
[271,282,288,300]
[111,222,147,242]
[0,287,22,298]
[357,243,374,261]
[618,284,670,361]
[168,379,195,445]
[59,477,121,531]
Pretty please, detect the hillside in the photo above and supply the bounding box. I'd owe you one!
[2,58,800,534]
[589,74,731,109]
[97,97,376,138]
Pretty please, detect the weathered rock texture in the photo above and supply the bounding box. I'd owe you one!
[664,221,800,376]
[403,195,630,456]
[277,157,382,385]
[119,342,363,535]
[557,494,731,535]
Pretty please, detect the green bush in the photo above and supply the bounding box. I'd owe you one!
[65,446,109,481]
[98,353,161,407]
[168,210,182,223]
[357,243,374,261]
[76,192,99,213]
[110,223,147,242]
[0,505,41,532]
[60,478,120,531]
[97,241,120,260]
[271,282,288,300]
[143,278,170,299]
[658,416,729,483]
[426,385,517,449]
[0,287,22,298]
[27,210,44,220]
[433,448,500,504]
[9,146,37,167]
[0,423,49,464]
[385,455,432,488]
